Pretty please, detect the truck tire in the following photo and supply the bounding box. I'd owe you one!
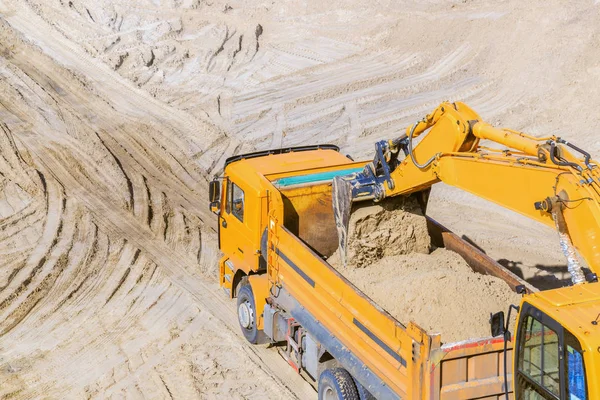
[318,368,359,400]
[236,283,263,344]
[352,377,376,400]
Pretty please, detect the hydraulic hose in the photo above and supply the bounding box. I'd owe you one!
[548,141,583,172]
[408,120,438,170]
[558,138,593,169]
[551,199,586,285]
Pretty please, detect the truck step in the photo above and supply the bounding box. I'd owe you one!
[222,287,231,296]
[225,259,235,272]
[224,273,232,283]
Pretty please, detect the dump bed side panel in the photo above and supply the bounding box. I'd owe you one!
[270,224,426,398]
[280,184,338,258]
[430,338,514,400]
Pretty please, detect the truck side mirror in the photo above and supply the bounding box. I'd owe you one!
[209,180,221,215]
[490,311,505,337]
[209,180,220,202]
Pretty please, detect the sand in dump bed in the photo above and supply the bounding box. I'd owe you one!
[329,199,521,343]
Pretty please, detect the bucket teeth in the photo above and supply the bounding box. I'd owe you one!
[332,176,353,267]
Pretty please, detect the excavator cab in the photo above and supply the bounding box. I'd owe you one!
[514,303,584,399]
[491,284,600,400]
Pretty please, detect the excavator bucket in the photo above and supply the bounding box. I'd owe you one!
[331,136,427,266]
[332,171,431,266]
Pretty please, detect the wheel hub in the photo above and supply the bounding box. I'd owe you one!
[238,300,254,329]
[323,386,337,400]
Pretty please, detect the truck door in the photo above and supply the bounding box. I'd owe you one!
[220,178,256,274]
[514,304,588,400]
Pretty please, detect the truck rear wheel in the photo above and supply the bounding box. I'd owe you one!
[318,368,359,400]
[236,283,262,344]
[352,377,376,400]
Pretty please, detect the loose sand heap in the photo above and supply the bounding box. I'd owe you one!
[329,201,521,343]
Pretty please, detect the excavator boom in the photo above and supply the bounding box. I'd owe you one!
[333,102,600,278]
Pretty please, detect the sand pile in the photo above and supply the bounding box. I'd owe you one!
[336,249,521,342]
[329,201,521,343]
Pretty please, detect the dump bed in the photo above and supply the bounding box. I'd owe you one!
[268,214,525,398]
[264,166,533,399]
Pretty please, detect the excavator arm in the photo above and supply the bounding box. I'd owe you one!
[333,102,600,280]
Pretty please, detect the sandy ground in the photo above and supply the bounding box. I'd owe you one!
[1,0,599,398]
[0,1,313,398]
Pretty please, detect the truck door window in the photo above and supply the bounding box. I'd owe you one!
[518,315,560,399]
[566,333,587,400]
[230,183,244,222]
[225,180,231,214]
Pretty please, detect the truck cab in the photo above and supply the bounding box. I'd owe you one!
[209,145,359,297]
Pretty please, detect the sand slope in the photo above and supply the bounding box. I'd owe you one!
[1,0,599,397]
[0,2,312,398]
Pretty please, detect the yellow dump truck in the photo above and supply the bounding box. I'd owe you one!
[209,104,600,399]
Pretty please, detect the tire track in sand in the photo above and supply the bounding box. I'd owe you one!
[0,2,314,397]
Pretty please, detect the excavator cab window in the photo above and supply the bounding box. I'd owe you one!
[515,303,588,400]
[517,315,560,398]
[566,333,587,400]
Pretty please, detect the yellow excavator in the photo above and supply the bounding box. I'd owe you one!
[210,101,600,399]
[331,101,600,399]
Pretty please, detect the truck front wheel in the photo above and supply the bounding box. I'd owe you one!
[236,283,262,344]
[318,368,359,400]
